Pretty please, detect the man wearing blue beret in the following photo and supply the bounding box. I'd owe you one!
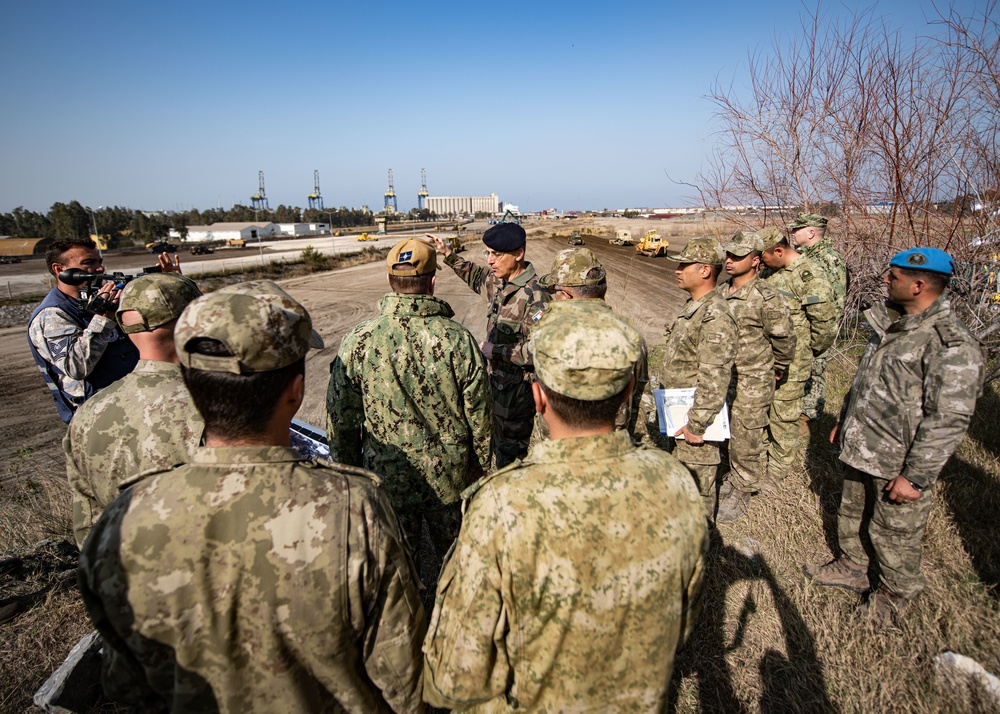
[430,224,550,467]
[804,247,984,624]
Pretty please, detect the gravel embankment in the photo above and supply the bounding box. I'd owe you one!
[0,303,38,329]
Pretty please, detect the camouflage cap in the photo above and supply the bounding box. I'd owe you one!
[116,273,202,334]
[387,238,437,276]
[667,237,725,265]
[758,227,787,251]
[176,280,321,374]
[530,300,641,401]
[722,231,764,257]
[538,248,607,289]
[786,213,828,232]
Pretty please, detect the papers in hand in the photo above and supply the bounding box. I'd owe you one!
[654,388,730,441]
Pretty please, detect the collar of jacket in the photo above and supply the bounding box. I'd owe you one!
[191,445,301,465]
[378,292,455,319]
[865,293,950,336]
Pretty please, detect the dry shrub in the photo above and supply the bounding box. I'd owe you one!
[0,450,72,552]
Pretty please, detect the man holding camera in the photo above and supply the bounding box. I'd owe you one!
[27,238,178,422]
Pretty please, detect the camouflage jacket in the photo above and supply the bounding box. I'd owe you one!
[79,446,426,713]
[27,287,139,422]
[64,360,204,548]
[765,256,838,380]
[838,296,985,488]
[717,277,796,408]
[423,431,707,711]
[444,254,550,387]
[655,290,737,436]
[800,237,847,316]
[327,293,493,513]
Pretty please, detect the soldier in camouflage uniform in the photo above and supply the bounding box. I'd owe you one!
[655,237,737,515]
[760,228,838,484]
[536,247,649,437]
[714,232,796,523]
[805,249,984,622]
[79,281,426,713]
[423,301,707,710]
[788,213,848,427]
[327,237,493,579]
[64,273,204,548]
[430,224,550,468]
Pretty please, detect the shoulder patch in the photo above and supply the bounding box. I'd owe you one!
[801,270,814,282]
[531,309,544,324]
[934,319,976,348]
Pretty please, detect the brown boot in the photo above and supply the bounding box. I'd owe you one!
[862,588,909,625]
[798,414,811,438]
[716,488,753,524]
[802,555,870,593]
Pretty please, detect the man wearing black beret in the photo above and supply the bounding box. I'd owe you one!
[430,224,550,468]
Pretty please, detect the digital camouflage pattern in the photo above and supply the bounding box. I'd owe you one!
[326,292,492,552]
[65,360,204,548]
[654,288,737,500]
[669,237,726,265]
[765,255,838,480]
[716,276,795,493]
[786,212,828,232]
[116,274,202,334]
[423,431,707,711]
[79,446,427,713]
[444,252,551,466]
[537,247,607,288]
[798,236,848,420]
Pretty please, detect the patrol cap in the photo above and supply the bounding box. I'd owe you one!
[176,280,322,374]
[889,247,954,276]
[116,273,202,334]
[667,237,725,266]
[482,223,526,252]
[538,248,607,289]
[758,227,787,251]
[723,231,764,257]
[531,300,641,401]
[387,238,437,276]
[786,213,828,232]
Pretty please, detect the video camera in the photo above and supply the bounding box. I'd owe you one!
[58,266,164,314]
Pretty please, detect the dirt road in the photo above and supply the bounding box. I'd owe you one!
[0,230,690,487]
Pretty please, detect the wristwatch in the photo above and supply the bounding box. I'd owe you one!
[906,479,925,492]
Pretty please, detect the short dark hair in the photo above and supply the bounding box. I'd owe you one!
[540,380,628,430]
[898,267,950,293]
[45,238,97,276]
[563,278,608,300]
[388,269,434,295]
[181,338,305,439]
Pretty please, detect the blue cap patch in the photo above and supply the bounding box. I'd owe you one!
[889,247,954,276]
[399,250,413,262]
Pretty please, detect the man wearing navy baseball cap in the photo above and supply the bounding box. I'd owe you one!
[804,247,985,624]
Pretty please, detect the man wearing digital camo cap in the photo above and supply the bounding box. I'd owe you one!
[328,237,492,595]
[804,247,984,625]
[429,223,551,468]
[424,301,707,709]
[64,272,204,548]
[79,280,426,712]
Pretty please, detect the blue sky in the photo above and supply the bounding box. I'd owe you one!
[0,0,986,214]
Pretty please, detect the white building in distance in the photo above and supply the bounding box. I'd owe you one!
[426,193,499,216]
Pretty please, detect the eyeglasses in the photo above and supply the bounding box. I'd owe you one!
[484,249,510,260]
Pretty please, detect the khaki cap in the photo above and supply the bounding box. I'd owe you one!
[387,238,437,276]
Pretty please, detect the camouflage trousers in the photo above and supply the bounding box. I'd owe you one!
[728,402,769,493]
[492,379,535,469]
[767,379,806,482]
[837,466,935,599]
[671,438,721,515]
[397,504,463,612]
[802,350,830,421]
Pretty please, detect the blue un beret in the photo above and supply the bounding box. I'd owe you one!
[889,247,954,276]
[483,223,526,252]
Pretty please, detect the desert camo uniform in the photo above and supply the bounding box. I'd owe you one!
[837,294,984,599]
[64,360,203,547]
[656,282,737,509]
[764,255,837,481]
[443,252,549,467]
[799,235,847,420]
[327,290,493,568]
[716,275,795,494]
[423,300,708,711]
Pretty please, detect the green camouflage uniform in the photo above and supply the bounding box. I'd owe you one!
[836,296,984,598]
[765,256,837,480]
[444,253,550,467]
[64,360,204,548]
[716,277,795,493]
[326,291,493,571]
[79,447,426,713]
[799,236,848,420]
[654,290,737,506]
